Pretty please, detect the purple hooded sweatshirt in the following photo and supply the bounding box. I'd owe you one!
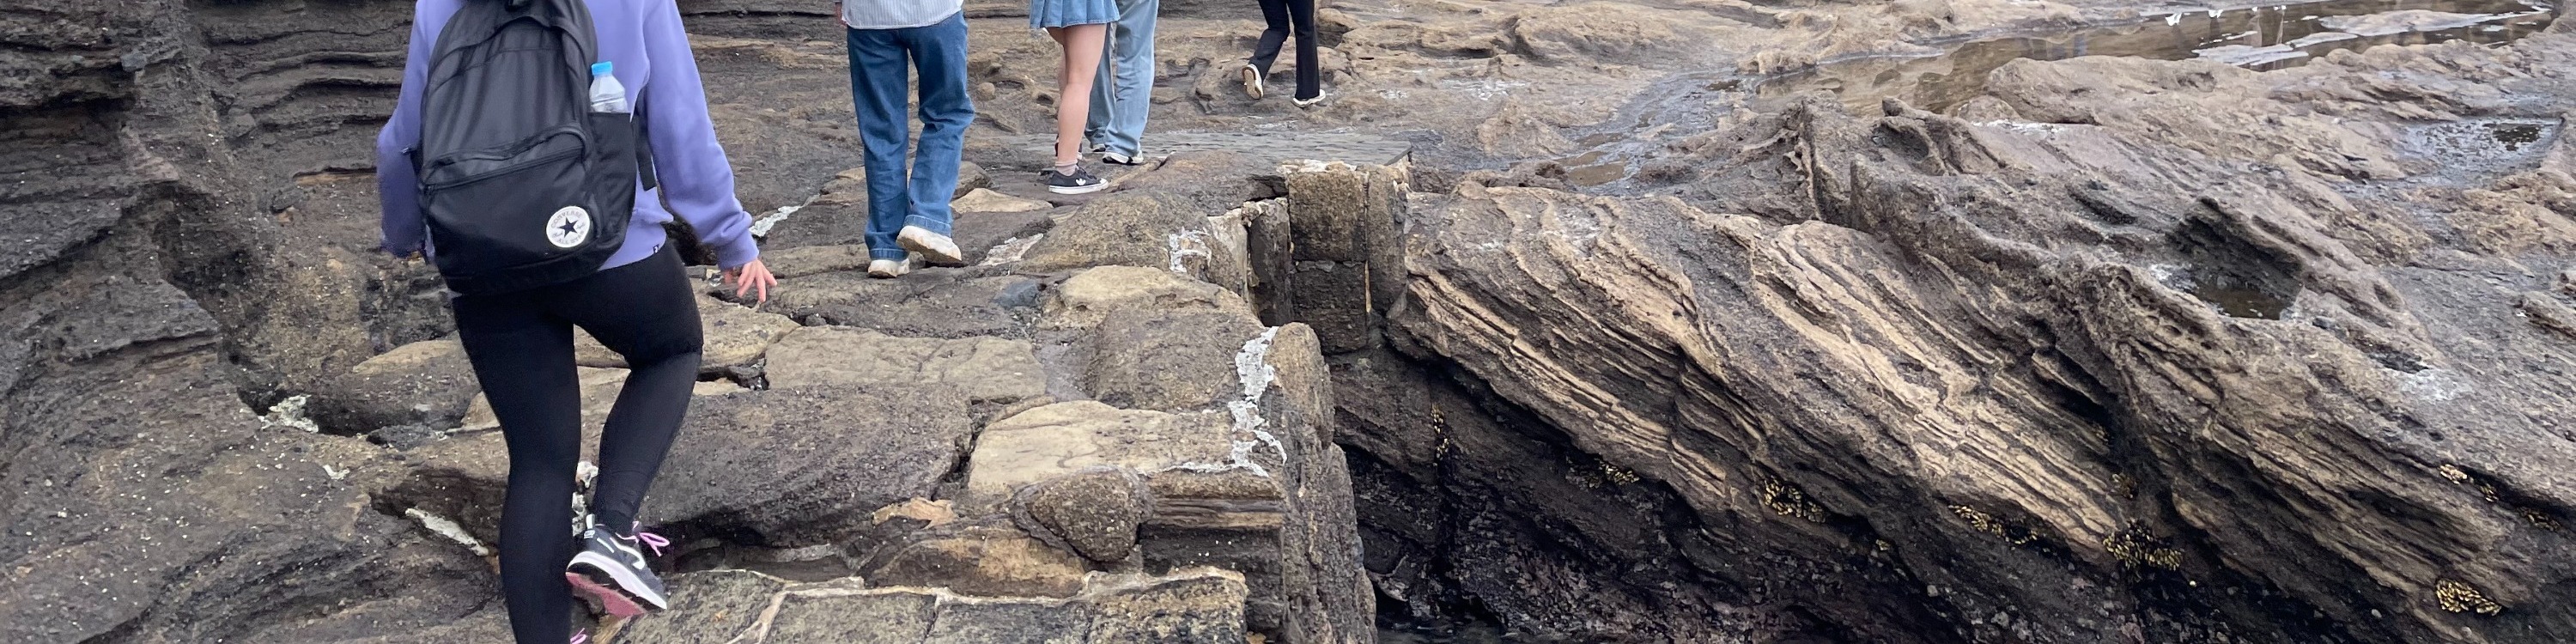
[375,0,760,271]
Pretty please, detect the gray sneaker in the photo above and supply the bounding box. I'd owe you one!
[566,515,670,614]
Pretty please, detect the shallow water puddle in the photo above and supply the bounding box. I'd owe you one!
[2391,118,2563,182]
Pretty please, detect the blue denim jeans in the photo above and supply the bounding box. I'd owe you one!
[847,14,973,260]
[1084,0,1157,158]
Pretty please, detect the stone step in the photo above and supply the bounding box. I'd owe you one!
[612,568,1252,644]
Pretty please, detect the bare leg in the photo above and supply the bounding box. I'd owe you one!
[1045,23,1110,167]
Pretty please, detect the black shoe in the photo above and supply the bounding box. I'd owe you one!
[1045,165,1109,194]
[566,515,670,614]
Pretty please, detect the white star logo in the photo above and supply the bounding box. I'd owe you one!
[546,206,591,249]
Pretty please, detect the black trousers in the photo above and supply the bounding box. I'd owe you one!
[1249,0,1321,100]
[451,246,703,643]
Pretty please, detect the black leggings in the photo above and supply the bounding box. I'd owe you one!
[1250,0,1320,101]
[452,246,703,644]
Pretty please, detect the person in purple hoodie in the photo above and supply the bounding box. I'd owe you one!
[375,1,775,641]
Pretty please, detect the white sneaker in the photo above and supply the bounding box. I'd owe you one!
[1292,92,1327,108]
[1241,63,1265,100]
[897,226,963,265]
[1101,150,1144,166]
[868,253,920,278]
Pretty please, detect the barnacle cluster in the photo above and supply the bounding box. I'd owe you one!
[1761,479,1826,523]
[1601,464,1641,485]
[2435,580,2504,616]
[1950,505,2005,536]
[2438,464,2503,502]
[1947,505,2037,545]
[2103,526,2183,570]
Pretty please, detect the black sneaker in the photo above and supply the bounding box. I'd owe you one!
[1045,165,1109,194]
[566,515,670,615]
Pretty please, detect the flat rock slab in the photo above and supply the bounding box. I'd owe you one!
[764,270,1041,339]
[962,401,1242,510]
[859,524,1093,598]
[762,244,876,279]
[758,199,875,252]
[1042,265,1256,330]
[1010,468,1152,563]
[766,589,938,642]
[765,325,1046,404]
[1016,191,1247,286]
[392,382,973,547]
[651,383,980,544]
[574,293,798,374]
[1084,309,1268,412]
[998,130,1413,168]
[614,569,792,644]
[306,335,478,432]
[951,208,1060,267]
[616,568,1249,644]
[954,187,1054,213]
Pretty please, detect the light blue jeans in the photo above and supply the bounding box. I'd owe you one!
[1084,0,1157,158]
[847,15,973,260]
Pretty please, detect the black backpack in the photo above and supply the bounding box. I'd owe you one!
[413,0,655,295]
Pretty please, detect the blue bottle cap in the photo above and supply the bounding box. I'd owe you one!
[591,61,612,76]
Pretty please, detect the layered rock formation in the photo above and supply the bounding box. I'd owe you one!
[1345,30,2576,644]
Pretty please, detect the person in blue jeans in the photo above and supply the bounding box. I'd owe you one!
[839,0,973,277]
[1084,0,1157,167]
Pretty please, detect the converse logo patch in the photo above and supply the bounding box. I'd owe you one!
[546,206,591,249]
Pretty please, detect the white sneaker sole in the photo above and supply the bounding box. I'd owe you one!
[1048,181,1109,195]
[869,256,918,278]
[569,550,669,611]
[1242,65,1264,100]
[896,227,963,265]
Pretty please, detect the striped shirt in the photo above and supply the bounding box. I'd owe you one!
[840,0,964,29]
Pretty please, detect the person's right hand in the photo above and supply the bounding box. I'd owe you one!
[835,0,849,28]
[723,258,778,308]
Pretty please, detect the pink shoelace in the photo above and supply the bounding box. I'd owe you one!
[570,629,588,644]
[629,523,669,557]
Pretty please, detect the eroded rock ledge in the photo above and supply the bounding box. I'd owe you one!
[1351,31,2576,644]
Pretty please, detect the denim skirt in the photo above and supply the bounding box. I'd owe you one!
[1030,0,1118,28]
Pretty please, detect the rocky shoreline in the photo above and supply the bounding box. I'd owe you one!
[5,0,2573,642]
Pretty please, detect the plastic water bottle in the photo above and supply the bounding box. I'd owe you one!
[588,62,628,113]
